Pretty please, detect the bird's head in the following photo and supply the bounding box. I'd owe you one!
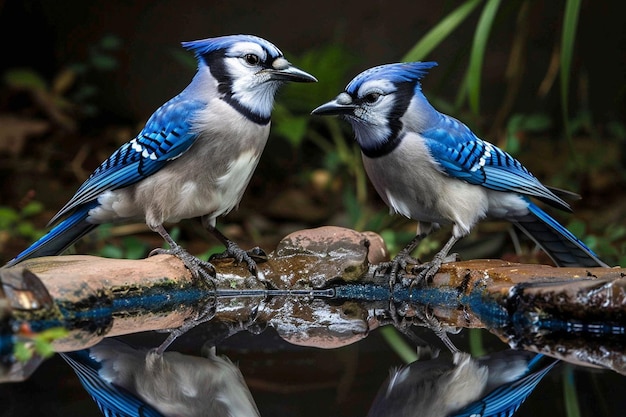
[312,62,437,157]
[183,34,317,124]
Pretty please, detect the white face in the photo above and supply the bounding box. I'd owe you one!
[223,41,282,117]
[346,79,400,149]
[350,79,397,125]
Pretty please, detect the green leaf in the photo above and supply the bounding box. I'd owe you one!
[13,342,33,362]
[90,52,118,71]
[100,34,122,50]
[380,326,418,364]
[73,84,98,101]
[563,365,581,417]
[566,219,586,238]
[34,337,56,358]
[122,237,148,260]
[99,244,124,259]
[274,114,309,148]
[468,328,487,357]
[0,207,20,229]
[561,0,582,141]
[402,0,483,62]
[3,68,47,91]
[20,201,45,217]
[505,113,553,154]
[16,222,38,238]
[281,44,358,110]
[342,187,362,227]
[467,0,501,114]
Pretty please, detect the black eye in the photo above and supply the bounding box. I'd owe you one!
[364,92,381,104]
[244,54,260,66]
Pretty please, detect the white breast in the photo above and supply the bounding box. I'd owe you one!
[213,149,261,217]
[87,99,270,229]
[362,133,490,238]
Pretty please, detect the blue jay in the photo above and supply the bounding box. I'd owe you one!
[312,62,607,285]
[61,338,260,417]
[366,350,559,417]
[6,34,317,280]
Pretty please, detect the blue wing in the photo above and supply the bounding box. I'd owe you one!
[49,96,206,225]
[420,115,570,212]
[61,351,165,417]
[449,354,559,417]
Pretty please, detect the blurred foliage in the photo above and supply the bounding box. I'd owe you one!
[3,34,121,125]
[0,201,45,242]
[94,224,150,260]
[13,327,69,362]
[274,45,390,238]
[563,366,582,417]
[403,0,586,147]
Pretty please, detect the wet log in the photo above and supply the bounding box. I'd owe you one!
[1,226,625,381]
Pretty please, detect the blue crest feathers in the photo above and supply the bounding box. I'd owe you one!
[346,62,438,94]
[182,34,283,59]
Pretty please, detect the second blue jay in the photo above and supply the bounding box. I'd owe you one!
[312,62,607,284]
[5,34,317,280]
[366,350,559,417]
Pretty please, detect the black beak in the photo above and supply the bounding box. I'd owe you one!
[311,93,357,116]
[268,58,317,83]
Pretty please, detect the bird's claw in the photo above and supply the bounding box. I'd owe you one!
[385,301,443,356]
[209,245,262,273]
[414,305,460,353]
[407,252,459,286]
[375,252,421,289]
[246,246,269,263]
[209,245,274,289]
[155,296,217,354]
[150,245,217,283]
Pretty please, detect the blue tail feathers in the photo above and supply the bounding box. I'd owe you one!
[61,350,165,417]
[513,202,608,268]
[5,203,97,267]
[452,353,559,417]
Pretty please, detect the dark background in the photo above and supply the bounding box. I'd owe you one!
[1,1,624,126]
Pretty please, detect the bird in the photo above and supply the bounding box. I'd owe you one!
[366,349,559,417]
[312,61,607,286]
[5,34,317,282]
[60,338,261,417]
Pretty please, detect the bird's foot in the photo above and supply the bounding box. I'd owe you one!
[375,252,421,289]
[383,301,443,358]
[150,245,216,285]
[209,244,272,288]
[405,252,459,287]
[412,304,460,353]
[155,293,217,354]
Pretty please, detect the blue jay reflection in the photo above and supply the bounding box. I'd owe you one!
[6,34,317,281]
[367,350,558,417]
[61,338,260,417]
[312,62,607,285]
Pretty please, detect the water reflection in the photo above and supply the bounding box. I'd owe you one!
[366,350,558,417]
[62,338,260,417]
[61,336,558,417]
